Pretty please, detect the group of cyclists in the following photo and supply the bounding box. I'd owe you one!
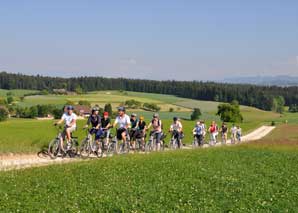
[54,105,242,156]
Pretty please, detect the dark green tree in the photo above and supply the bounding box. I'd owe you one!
[104,103,113,115]
[190,108,202,121]
[217,101,243,123]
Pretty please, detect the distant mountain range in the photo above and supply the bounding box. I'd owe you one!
[223,75,298,86]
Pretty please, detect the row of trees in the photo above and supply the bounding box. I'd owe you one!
[0,72,297,111]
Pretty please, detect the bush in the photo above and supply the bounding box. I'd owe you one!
[271,121,276,126]
[190,108,201,121]
[142,103,160,112]
[124,99,141,109]
[7,96,14,104]
[78,100,91,107]
[169,107,174,112]
[0,106,9,121]
[217,100,243,123]
[52,108,63,119]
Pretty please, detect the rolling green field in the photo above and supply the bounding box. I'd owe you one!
[0,125,298,212]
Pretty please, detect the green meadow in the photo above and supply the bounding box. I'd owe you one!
[0,125,298,212]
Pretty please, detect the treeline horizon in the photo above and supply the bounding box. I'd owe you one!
[1,71,297,111]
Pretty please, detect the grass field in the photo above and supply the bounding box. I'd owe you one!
[0,125,297,211]
[0,89,39,97]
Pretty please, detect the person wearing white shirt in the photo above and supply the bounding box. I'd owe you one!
[55,105,77,150]
[169,117,183,148]
[113,106,131,142]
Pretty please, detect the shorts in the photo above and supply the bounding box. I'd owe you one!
[117,128,127,140]
[62,126,76,139]
[89,128,104,140]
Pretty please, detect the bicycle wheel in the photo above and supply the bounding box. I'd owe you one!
[107,141,117,155]
[67,139,78,158]
[48,139,60,159]
[80,139,91,158]
[145,140,151,153]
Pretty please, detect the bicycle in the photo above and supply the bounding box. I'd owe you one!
[80,127,100,158]
[48,126,78,159]
[98,128,113,157]
[192,133,203,148]
[131,130,146,152]
[169,130,182,150]
[145,131,166,152]
[112,128,130,154]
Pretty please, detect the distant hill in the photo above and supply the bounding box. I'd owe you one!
[223,75,298,86]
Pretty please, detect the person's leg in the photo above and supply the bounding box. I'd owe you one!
[156,132,161,151]
[66,128,71,142]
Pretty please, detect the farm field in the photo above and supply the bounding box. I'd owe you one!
[0,125,297,212]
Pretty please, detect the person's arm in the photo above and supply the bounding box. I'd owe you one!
[95,116,101,129]
[113,117,118,128]
[85,116,91,128]
[105,119,112,129]
[179,122,183,132]
[126,117,131,129]
[69,115,76,127]
[169,123,173,132]
[146,121,152,130]
[134,120,139,129]
[55,114,65,125]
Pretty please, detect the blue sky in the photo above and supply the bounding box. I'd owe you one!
[0,0,298,80]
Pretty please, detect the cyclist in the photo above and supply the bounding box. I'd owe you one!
[129,113,139,150]
[134,115,146,151]
[231,124,237,144]
[193,121,204,146]
[220,122,228,144]
[201,120,206,143]
[84,107,102,152]
[169,117,183,148]
[54,105,77,153]
[208,121,218,146]
[113,106,131,145]
[101,111,112,143]
[147,113,163,151]
[236,125,242,143]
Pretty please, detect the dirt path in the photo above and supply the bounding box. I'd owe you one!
[0,125,275,171]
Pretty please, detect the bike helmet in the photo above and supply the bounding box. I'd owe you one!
[67,105,74,110]
[139,115,144,120]
[131,113,137,117]
[153,113,159,118]
[92,107,99,113]
[103,111,109,116]
[173,117,178,121]
[118,106,126,112]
